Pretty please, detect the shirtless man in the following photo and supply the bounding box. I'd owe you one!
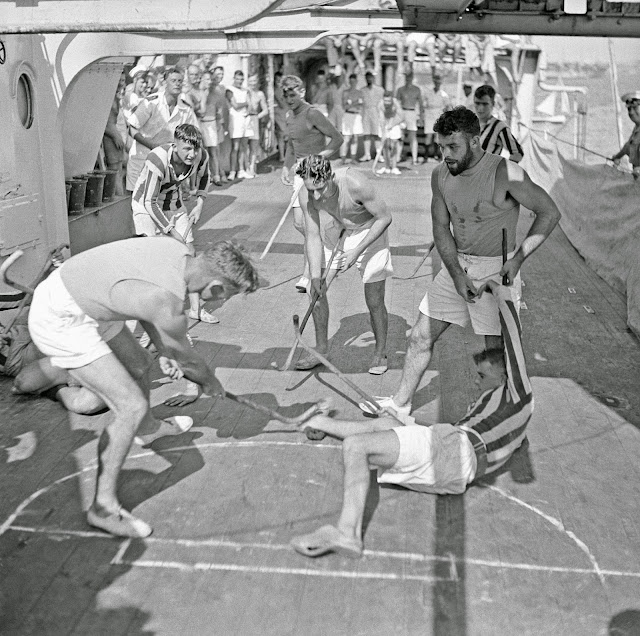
[395,71,424,165]
[361,106,559,419]
[281,75,343,293]
[27,237,259,537]
[294,155,393,375]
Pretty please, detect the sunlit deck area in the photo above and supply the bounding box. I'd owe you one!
[1,161,639,635]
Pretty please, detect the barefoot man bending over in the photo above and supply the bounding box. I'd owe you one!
[27,237,258,537]
[291,280,532,558]
[294,155,393,375]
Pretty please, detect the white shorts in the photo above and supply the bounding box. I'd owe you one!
[342,112,363,137]
[291,173,306,209]
[230,110,252,139]
[378,423,477,495]
[201,118,218,147]
[28,269,124,370]
[419,252,521,336]
[132,202,193,244]
[402,110,418,132]
[382,125,403,141]
[246,114,260,141]
[321,219,393,284]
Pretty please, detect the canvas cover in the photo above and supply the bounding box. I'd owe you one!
[522,133,640,338]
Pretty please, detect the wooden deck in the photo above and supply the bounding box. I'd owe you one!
[1,161,639,635]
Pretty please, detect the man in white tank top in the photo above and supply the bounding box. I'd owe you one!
[27,238,259,538]
[294,155,393,375]
[362,106,560,420]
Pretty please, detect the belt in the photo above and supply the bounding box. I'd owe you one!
[402,108,415,111]
[460,427,487,480]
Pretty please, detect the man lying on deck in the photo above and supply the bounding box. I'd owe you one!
[290,280,533,559]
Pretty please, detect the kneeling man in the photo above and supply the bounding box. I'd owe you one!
[291,280,532,558]
[295,155,393,375]
[28,237,258,537]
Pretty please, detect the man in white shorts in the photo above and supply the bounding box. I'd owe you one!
[290,280,532,558]
[395,71,424,165]
[340,73,364,163]
[28,237,259,538]
[361,106,560,419]
[294,155,393,375]
[132,123,219,324]
[227,70,253,180]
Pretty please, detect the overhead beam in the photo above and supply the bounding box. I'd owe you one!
[0,0,285,34]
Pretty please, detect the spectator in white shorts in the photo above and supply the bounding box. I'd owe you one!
[340,73,364,164]
[376,90,405,175]
[198,70,223,186]
[227,70,252,180]
[246,73,269,178]
[395,71,424,165]
[360,71,384,163]
[360,106,560,420]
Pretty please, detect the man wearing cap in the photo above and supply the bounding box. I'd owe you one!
[612,92,640,178]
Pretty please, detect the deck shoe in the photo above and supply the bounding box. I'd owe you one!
[295,276,310,293]
[188,308,219,324]
[368,355,388,375]
[295,350,324,371]
[134,416,193,446]
[87,506,152,538]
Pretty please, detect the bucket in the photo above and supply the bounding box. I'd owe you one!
[92,169,118,201]
[65,183,71,210]
[66,179,87,213]
[84,172,105,208]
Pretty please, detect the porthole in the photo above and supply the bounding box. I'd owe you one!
[16,73,34,129]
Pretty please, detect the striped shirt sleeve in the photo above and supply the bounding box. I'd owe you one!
[497,126,523,159]
[195,149,211,198]
[141,149,173,232]
[496,286,531,403]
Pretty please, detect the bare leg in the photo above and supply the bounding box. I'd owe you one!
[238,138,248,173]
[68,351,149,516]
[230,139,240,173]
[410,130,418,163]
[57,386,107,414]
[364,279,388,359]
[292,203,310,281]
[337,431,400,541]
[363,136,371,159]
[350,135,359,161]
[390,140,399,171]
[13,356,70,394]
[308,268,340,353]
[393,314,450,407]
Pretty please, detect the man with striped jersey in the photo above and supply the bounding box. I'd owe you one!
[290,280,532,558]
[474,84,523,163]
[131,123,218,324]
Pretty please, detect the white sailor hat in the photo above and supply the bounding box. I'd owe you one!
[621,90,640,104]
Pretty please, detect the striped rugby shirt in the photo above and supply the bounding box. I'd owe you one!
[132,143,210,231]
[456,286,533,474]
[479,116,523,161]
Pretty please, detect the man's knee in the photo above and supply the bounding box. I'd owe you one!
[342,434,369,460]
